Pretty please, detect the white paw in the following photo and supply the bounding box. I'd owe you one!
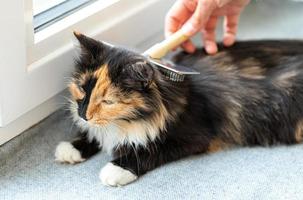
[99,163,138,187]
[55,141,85,164]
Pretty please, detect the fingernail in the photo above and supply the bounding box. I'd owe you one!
[223,36,235,47]
[205,44,217,55]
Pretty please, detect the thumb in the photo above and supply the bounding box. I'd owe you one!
[181,0,217,37]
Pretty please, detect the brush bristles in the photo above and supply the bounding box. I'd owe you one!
[159,68,185,82]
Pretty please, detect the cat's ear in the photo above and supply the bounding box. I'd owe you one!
[73,31,107,58]
[122,62,155,91]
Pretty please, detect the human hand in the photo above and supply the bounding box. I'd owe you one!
[165,0,250,54]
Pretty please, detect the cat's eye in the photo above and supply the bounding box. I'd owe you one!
[102,100,115,105]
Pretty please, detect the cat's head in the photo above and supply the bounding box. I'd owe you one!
[69,32,172,132]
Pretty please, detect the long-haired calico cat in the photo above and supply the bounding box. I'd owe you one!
[55,32,303,187]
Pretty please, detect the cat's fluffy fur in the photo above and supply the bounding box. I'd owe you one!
[55,33,303,186]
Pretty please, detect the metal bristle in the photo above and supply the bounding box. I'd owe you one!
[147,57,199,82]
[161,69,185,82]
[148,57,200,82]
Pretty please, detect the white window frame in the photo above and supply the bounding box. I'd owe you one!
[0,0,174,145]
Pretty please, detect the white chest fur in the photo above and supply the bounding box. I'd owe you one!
[77,119,160,154]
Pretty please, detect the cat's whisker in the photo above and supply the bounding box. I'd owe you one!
[57,107,70,112]
[61,96,74,103]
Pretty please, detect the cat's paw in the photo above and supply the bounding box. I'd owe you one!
[99,163,138,187]
[55,141,85,164]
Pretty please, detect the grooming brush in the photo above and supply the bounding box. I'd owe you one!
[143,29,200,82]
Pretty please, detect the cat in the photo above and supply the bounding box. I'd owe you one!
[55,32,303,187]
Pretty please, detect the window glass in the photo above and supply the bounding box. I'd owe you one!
[33,0,97,32]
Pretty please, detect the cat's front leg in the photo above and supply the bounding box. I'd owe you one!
[55,131,101,164]
[100,139,207,186]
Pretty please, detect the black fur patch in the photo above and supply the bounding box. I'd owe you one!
[71,131,101,159]
[76,77,97,120]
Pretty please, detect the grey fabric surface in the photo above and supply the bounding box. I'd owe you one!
[1,110,303,200]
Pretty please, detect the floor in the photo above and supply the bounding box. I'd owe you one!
[1,1,303,200]
[2,110,303,200]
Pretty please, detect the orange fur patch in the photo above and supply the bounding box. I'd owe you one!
[69,82,85,100]
[274,71,297,88]
[86,65,111,121]
[220,96,243,145]
[78,71,92,86]
[295,120,303,143]
[208,138,230,153]
[239,66,266,79]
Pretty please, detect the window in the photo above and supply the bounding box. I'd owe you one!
[33,0,97,32]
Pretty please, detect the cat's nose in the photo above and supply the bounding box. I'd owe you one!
[86,104,98,121]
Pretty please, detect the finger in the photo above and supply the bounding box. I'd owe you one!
[223,14,240,47]
[182,0,217,37]
[202,16,218,54]
[165,0,193,37]
[165,15,181,38]
[181,39,196,53]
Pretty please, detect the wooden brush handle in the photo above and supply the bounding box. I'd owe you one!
[144,30,189,59]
